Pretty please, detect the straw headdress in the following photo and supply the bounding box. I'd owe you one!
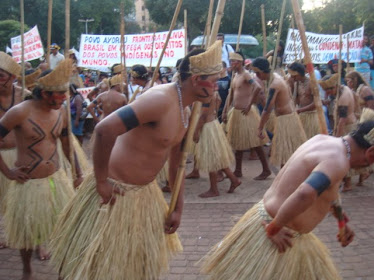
[364,128,374,146]
[229,52,243,62]
[109,74,123,87]
[319,73,339,90]
[22,69,42,89]
[189,41,222,75]
[36,59,73,91]
[113,64,124,74]
[0,52,21,76]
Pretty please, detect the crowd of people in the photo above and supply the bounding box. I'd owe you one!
[0,31,373,280]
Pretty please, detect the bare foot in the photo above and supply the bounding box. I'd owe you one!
[186,172,200,179]
[254,170,271,180]
[357,173,371,186]
[233,171,242,178]
[198,190,219,198]
[36,245,50,261]
[161,186,171,193]
[227,180,242,193]
[0,242,7,249]
[342,186,353,193]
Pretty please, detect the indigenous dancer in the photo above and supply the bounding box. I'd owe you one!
[202,121,374,280]
[288,62,321,139]
[128,64,151,103]
[186,91,241,198]
[320,74,358,192]
[0,59,80,280]
[87,74,128,124]
[50,41,223,280]
[254,57,307,167]
[223,52,271,179]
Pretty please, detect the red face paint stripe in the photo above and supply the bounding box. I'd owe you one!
[197,80,215,89]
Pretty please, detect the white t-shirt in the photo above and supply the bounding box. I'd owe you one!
[50,52,65,70]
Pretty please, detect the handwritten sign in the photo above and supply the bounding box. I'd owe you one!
[77,86,95,99]
[283,26,364,64]
[78,29,185,69]
[10,26,44,63]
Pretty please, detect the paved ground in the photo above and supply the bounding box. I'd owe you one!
[0,150,374,279]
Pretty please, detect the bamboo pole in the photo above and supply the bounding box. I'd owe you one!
[149,29,156,68]
[206,0,215,45]
[20,0,25,95]
[291,16,298,62]
[120,2,126,96]
[47,0,53,65]
[346,34,350,72]
[65,0,70,55]
[184,9,187,55]
[270,0,286,77]
[290,0,327,134]
[168,0,227,215]
[236,0,245,52]
[261,4,267,57]
[337,25,343,92]
[150,0,183,87]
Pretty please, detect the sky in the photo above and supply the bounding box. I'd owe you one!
[302,0,325,11]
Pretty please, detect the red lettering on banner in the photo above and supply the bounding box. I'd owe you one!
[81,59,109,66]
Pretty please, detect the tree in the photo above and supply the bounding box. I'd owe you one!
[0,20,29,51]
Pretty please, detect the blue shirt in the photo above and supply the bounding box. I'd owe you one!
[355,46,373,73]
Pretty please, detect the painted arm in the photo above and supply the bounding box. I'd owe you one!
[87,96,101,123]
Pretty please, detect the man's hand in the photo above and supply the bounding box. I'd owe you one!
[258,128,266,139]
[241,107,250,116]
[337,224,354,247]
[263,221,293,253]
[96,180,125,206]
[6,166,30,183]
[165,210,182,234]
[73,175,84,188]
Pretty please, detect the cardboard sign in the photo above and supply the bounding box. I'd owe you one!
[11,26,44,63]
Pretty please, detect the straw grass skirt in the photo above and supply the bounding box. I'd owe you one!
[299,110,320,139]
[0,148,17,211]
[271,112,307,166]
[201,200,341,280]
[4,168,74,250]
[157,160,169,184]
[194,119,234,172]
[221,107,234,134]
[50,173,182,280]
[227,107,269,150]
[265,111,276,134]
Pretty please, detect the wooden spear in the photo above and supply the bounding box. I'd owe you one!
[168,0,227,215]
[291,0,327,135]
[291,16,298,62]
[270,0,286,76]
[120,2,127,97]
[150,0,183,87]
[261,4,267,57]
[47,0,53,65]
[236,0,245,52]
[337,25,343,93]
[346,34,350,72]
[184,9,188,55]
[149,29,156,68]
[20,0,25,95]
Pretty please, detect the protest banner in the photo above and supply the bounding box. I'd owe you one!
[283,26,364,64]
[78,29,185,69]
[10,26,44,63]
[77,86,95,99]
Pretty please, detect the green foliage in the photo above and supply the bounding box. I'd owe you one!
[0,0,136,51]
[0,20,29,51]
[303,0,374,35]
[242,33,276,59]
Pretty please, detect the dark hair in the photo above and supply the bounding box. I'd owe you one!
[217,33,224,38]
[32,69,53,100]
[252,57,271,73]
[235,51,245,65]
[288,62,305,76]
[131,64,148,80]
[350,121,374,149]
[179,48,205,81]
[175,58,183,69]
[111,63,121,75]
[345,71,368,87]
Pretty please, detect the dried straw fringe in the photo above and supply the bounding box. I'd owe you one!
[50,173,182,280]
[227,107,269,150]
[0,148,17,213]
[265,111,276,134]
[221,107,234,134]
[298,110,321,139]
[271,112,307,166]
[201,202,341,280]
[360,107,374,123]
[4,169,74,250]
[194,120,234,172]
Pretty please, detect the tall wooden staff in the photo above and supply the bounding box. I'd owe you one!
[65,0,70,55]
[236,0,245,51]
[168,0,227,215]
[120,2,127,96]
[337,25,343,94]
[291,16,298,62]
[346,34,350,72]
[150,0,183,87]
[261,4,267,57]
[149,29,156,68]
[20,0,25,95]
[47,0,53,65]
[184,9,188,55]
[270,0,286,77]
[291,0,327,135]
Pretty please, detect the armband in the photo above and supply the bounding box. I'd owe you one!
[305,171,331,196]
[202,103,210,108]
[116,106,139,131]
[61,128,68,137]
[264,88,276,111]
[363,95,374,101]
[0,124,10,138]
[337,106,348,118]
